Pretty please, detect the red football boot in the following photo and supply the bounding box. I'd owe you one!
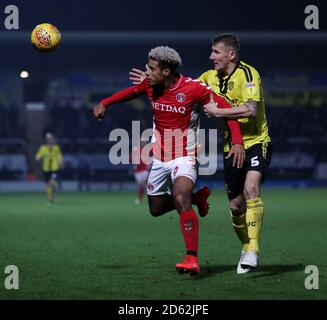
[194,186,211,217]
[176,255,200,275]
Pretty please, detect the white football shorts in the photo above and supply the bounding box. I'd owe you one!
[147,156,198,196]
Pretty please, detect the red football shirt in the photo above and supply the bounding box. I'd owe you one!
[101,76,242,161]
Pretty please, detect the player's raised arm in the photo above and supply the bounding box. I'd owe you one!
[129,68,146,85]
[92,82,147,120]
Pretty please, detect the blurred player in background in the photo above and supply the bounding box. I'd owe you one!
[129,34,272,274]
[35,132,63,204]
[131,142,151,204]
[93,46,245,275]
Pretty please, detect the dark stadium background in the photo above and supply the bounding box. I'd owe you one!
[0,0,326,301]
[0,0,326,189]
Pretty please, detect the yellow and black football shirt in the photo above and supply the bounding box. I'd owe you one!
[199,60,271,152]
[35,144,63,172]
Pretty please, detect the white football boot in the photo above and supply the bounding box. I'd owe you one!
[237,250,249,274]
[240,250,258,270]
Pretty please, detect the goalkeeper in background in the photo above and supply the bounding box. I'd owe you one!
[35,132,63,204]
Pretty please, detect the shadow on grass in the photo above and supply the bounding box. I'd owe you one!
[195,264,236,279]
[184,263,305,280]
[247,263,305,279]
[176,264,235,280]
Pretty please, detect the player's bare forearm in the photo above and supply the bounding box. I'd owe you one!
[212,101,258,119]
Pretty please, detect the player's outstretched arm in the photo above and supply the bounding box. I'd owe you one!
[93,84,147,121]
[204,95,258,119]
[129,68,146,85]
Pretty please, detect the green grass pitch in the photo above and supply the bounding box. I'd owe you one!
[0,188,326,299]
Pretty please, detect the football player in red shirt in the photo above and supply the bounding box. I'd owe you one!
[93,46,245,275]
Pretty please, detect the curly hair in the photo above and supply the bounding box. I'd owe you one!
[148,46,182,72]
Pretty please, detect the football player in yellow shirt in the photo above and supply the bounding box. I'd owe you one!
[201,34,272,273]
[35,132,63,204]
[129,34,272,274]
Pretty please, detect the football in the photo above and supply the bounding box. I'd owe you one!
[31,23,61,52]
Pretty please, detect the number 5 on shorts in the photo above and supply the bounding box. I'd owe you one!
[251,156,259,167]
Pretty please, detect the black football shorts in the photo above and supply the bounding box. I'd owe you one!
[223,142,273,200]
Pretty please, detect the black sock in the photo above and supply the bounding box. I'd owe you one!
[187,250,197,257]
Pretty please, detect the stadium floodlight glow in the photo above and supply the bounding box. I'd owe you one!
[20,70,29,78]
